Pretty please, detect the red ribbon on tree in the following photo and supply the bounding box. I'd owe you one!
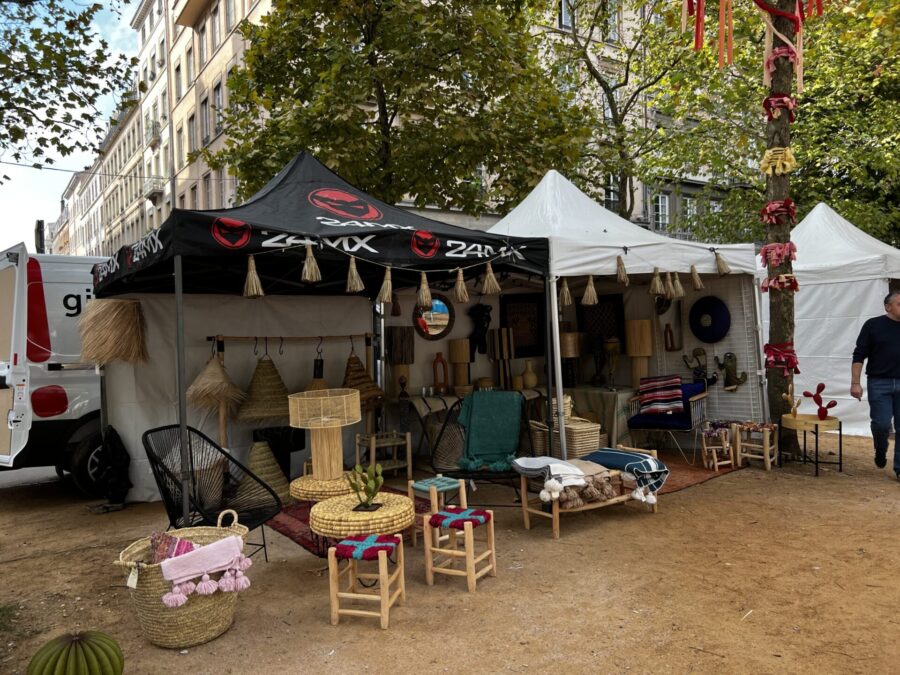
[760,199,797,225]
[764,341,801,376]
[763,93,797,122]
[761,274,799,293]
[759,241,797,267]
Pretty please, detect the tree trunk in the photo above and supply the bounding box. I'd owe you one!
[765,0,799,455]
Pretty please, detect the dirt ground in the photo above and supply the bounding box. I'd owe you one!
[1,434,898,674]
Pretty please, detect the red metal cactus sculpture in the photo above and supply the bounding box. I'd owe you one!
[802,383,837,420]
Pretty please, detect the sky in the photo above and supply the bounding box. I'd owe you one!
[0,4,137,253]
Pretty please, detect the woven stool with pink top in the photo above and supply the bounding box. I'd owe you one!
[327,534,405,629]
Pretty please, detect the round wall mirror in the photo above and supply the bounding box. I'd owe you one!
[413,293,455,340]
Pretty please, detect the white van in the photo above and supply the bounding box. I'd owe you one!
[0,243,106,495]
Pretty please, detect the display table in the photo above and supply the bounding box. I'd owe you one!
[290,474,353,502]
[780,413,842,476]
[309,493,416,539]
[565,386,635,448]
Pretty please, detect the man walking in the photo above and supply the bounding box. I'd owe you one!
[851,291,900,479]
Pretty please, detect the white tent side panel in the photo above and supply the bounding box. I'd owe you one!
[106,294,373,502]
[761,277,887,436]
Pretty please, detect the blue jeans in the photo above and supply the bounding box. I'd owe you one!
[868,377,900,473]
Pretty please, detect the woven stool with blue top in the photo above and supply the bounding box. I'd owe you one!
[422,482,496,592]
[407,475,463,547]
[327,534,405,629]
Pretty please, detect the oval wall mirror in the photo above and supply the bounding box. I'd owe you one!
[413,293,455,341]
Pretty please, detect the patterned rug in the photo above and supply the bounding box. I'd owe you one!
[657,452,743,495]
[267,486,431,558]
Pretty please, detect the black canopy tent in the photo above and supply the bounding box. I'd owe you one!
[92,152,555,522]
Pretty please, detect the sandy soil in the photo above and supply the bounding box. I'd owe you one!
[1,434,898,675]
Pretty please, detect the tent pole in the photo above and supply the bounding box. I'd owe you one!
[549,277,568,460]
[174,254,190,525]
[543,278,555,435]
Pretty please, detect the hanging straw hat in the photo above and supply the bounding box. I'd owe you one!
[342,353,385,413]
[80,299,148,365]
[236,355,290,422]
[237,441,294,506]
[186,357,246,414]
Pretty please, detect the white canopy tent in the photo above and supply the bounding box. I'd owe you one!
[490,170,760,458]
[758,202,900,436]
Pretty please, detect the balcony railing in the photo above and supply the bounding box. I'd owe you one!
[143,177,165,203]
[144,121,161,147]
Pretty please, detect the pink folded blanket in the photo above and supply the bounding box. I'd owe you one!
[159,535,252,608]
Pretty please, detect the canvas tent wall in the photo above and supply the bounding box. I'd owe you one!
[489,170,765,443]
[93,152,551,503]
[757,203,900,436]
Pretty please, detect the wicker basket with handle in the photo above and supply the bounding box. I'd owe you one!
[115,510,249,649]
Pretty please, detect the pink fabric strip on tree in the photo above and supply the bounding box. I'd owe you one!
[760,199,797,225]
[763,94,797,122]
[759,241,797,267]
[764,342,801,377]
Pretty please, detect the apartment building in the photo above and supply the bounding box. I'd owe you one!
[98,101,145,256]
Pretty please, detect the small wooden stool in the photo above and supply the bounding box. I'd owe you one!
[700,427,734,472]
[355,432,413,480]
[733,422,778,471]
[327,534,405,629]
[423,483,496,592]
[407,475,463,546]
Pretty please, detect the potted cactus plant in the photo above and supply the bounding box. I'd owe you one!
[347,462,384,511]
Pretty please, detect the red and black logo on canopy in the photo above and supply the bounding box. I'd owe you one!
[211,217,252,249]
[308,188,383,220]
[411,230,439,259]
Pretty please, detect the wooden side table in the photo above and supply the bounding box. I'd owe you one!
[780,414,842,476]
[310,493,416,539]
[355,432,412,480]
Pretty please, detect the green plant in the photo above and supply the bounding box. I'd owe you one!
[26,631,123,675]
[347,462,384,507]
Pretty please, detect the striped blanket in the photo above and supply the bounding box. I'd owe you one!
[581,449,669,494]
[638,375,684,414]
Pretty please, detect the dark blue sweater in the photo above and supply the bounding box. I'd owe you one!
[852,315,900,378]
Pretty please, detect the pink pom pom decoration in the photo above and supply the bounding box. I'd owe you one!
[196,573,219,595]
[234,570,251,592]
[218,570,236,593]
[237,555,252,572]
[162,588,188,608]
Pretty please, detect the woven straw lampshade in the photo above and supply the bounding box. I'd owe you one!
[559,332,583,359]
[80,299,148,365]
[238,441,294,506]
[289,388,361,481]
[236,355,290,423]
[186,357,246,413]
[342,354,385,412]
[625,319,653,388]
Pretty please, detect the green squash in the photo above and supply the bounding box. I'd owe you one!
[27,631,123,675]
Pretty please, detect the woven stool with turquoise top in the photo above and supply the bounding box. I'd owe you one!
[327,534,405,629]
[407,475,463,547]
[422,483,496,592]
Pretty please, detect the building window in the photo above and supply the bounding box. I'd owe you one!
[188,114,196,152]
[176,126,184,168]
[213,83,223,133]
[198,25,207,66]
[653,193,670,230]
[174,64,182,100]
[179,193,186,209]
[217,169,227,208]
[709,199,723,214]
[559,1,574,29]
[161,91,168,122]
[200,98,210,144]
[682,196,697,223]
[604,174,620,213]
[190,185,197,208]
[225,0,235,30]
[604,0,619,42]
[211,5,221,48]
[202,173,211,209]
[186,47,194,84]
[158,39,165,66]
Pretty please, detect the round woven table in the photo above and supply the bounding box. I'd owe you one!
[289,475,354,502]
[309,493,416,538]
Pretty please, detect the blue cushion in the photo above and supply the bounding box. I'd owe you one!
[680,381,706,407]
[627,413,694,431]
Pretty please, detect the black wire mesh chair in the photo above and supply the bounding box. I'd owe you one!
[142,425,282,560]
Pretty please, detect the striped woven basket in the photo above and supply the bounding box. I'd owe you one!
[529,418,607,460]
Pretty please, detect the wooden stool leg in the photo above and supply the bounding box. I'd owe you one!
[378,550,390,629]
[397,538,406,604]
[369,436,376,468]
[464,522,476,592]
[458,479,468,509]
[520,475,531,530]
[763,428,771,471]
[424,520,435,586]
[552,499,560,540]
[327,548,340,626]
[487,512,497,578]
[407,480,418,547]
[405,432,412,481]
[348,559,358,592]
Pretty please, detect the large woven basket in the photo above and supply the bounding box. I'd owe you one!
[116,510,249,649]
[530,418,607,460]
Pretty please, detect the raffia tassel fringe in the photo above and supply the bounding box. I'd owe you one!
[691,265,704,290]
[672,272,685,298]
[417,271,432,309]
[481,261,501,295]
[558,278,573,307]
[715,250,731,276]
[454,268,470,303]
[648,268,664,297]
[581,275,598,305]
[616,255,629,286]
[377,267,392,304]
[301,244,321,283]
[345,256,364,293]
[243,254,264,298]
[664,272,677,300]
[760,147,798,176]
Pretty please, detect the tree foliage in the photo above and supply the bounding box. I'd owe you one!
[0,1,136,171]
[204,0,590,212]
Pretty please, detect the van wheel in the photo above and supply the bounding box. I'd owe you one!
[70,433,106,498]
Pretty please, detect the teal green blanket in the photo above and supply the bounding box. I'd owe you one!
[457,391,521,472]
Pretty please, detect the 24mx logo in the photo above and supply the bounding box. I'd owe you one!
[445,241,526,260]
[261,233,378,253]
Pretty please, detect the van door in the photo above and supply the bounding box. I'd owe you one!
[0,244,31,467]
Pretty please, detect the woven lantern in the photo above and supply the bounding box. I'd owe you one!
[289,388,361,482]
[625,319,653,389]
[236,355,290,423]
[448,338,471,392]
[559,331,583,388]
